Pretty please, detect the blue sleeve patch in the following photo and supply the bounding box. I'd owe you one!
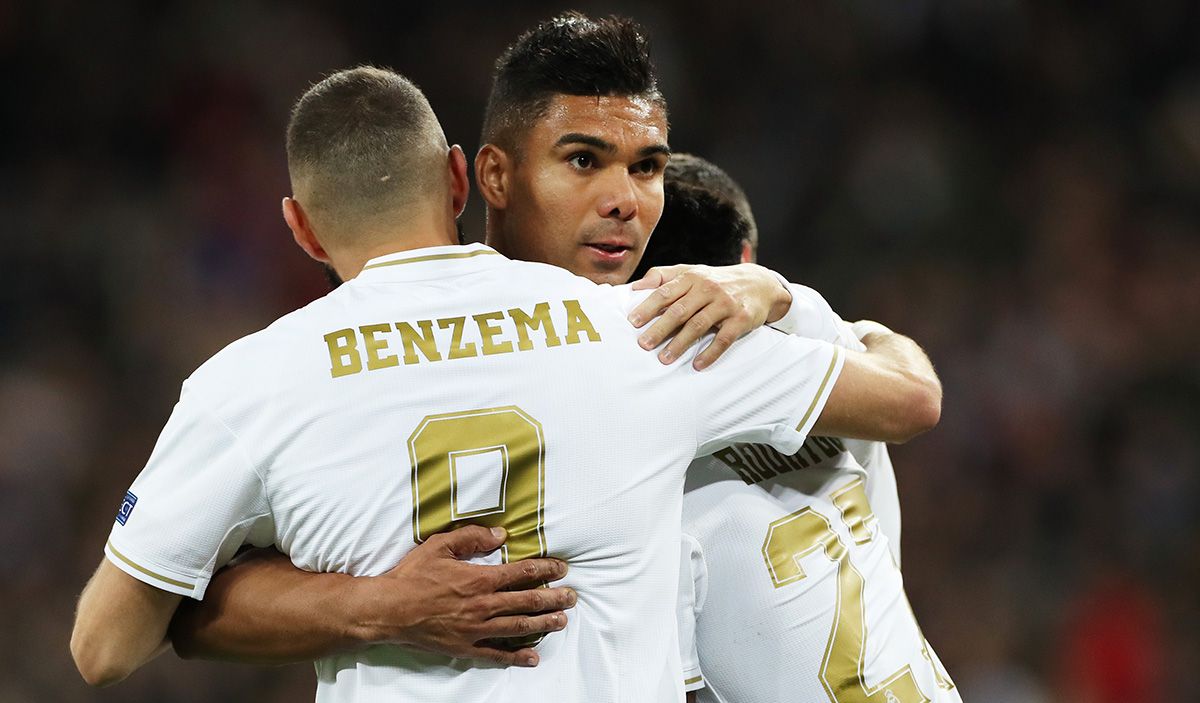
[116,490,138,526]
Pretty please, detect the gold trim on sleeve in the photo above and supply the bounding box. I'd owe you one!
[106,539,195,590]
[684,675,703,686]
[795,347,841,432]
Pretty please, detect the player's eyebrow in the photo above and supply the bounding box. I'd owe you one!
[555,133,617,152]
[554,133,672,160]
[637,143,671,159]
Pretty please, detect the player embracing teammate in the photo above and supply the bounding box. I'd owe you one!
[72,12,959,703]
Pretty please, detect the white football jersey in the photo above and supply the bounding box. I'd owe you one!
[677,285,955,702]
[104,243,845,703]
[768,284,901,563]
[679,455,958,703]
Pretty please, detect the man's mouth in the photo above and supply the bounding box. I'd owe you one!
[584,241,633,263]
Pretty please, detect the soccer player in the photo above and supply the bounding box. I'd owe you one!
[636,153,903,565]
[162,13,885,670]
[642,153,958,702]
[70,66,941,701]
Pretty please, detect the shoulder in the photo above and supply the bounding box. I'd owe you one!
[490,261,650,336]
[183,289,345,403]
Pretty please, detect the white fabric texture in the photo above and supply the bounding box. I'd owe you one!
[676,280,954,701]
[106,244,843,703]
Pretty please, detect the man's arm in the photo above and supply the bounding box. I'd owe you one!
[812,327,941,444]
[170,525,576,667]
[71,559,182,687]
[625,264,940,443]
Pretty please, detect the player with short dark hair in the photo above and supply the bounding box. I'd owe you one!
[70,62,939,701]
[71,14,946,699]
[478,13,672,289]
[643,154,958,702]
[158,19,946,697]
[632,154,756,279]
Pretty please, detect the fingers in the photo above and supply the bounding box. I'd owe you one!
[433,525,507,559]
[469,645,541,668]
[636,286,711,358]
[655,301,733,365]
[489,586,578,616]
[692,318,748,370]
[629,264,686,292]
[627,266,697,326]
[481,612,569,640]
[490,557,570,590]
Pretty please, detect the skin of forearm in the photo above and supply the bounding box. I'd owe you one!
[860,332,941,405]
[817,332,941,443]
[72,560,179,686]
[169,549,368,664]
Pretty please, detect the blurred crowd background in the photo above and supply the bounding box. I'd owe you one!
[3,1,1198,701]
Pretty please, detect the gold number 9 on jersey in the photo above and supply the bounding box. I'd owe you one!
[408,406,548,646]
[409,406,547,559]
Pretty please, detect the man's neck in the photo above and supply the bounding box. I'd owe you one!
[483,213,512,258]
[332,215,460,281]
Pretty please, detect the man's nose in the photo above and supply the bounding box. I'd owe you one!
[595,169,638,222]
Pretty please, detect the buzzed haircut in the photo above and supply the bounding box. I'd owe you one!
[481,12,666,152]
[633,154,758,279]
[287,66,448,241]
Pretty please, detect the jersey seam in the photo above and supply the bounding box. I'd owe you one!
[188,390,274,519]
[694,326,792,457]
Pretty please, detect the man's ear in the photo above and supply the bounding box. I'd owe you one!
[475,144,511,211]
[448,145,470,217]
[282,197,331,264]
[740,240,754,264]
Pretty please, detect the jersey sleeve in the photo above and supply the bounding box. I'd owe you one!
[677,532,708,693]
[768,281,860,350]
[688,327,844,459]
[104,382,274,599]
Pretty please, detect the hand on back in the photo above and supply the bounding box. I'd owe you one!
[627,264,792,370]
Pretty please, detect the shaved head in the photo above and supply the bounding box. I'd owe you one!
[286,66,449,244]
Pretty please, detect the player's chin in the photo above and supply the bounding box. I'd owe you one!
[577,254,637,285]
[586,265,636,286]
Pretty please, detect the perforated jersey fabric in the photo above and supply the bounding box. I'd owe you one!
[676,285,956,702]
[105,243,844,703]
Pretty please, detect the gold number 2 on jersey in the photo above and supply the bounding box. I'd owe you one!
[762,479,931,703]
[408,406,547,562]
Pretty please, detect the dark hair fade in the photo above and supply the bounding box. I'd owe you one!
[481,12,667,150]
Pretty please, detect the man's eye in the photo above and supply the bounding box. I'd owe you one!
[632,159,662,175]
[568,153,596,169]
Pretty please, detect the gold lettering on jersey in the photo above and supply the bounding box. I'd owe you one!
[397,320,443,365]
[325,329,363,378]
[715,436,846,485]
[360,323,399,370]
[509,303,562,351]
[438,316,478,359]
[758,479,926,695]
[831,479,876,545]
[321,300,601,378]
[562,299,601,344]
[473,311,514,356]
[762,495,931,702]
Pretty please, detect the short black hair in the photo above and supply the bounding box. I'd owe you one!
[481,12,666,151]
[633,154,756,278]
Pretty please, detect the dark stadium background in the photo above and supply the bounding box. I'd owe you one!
[4,1,1198,701]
